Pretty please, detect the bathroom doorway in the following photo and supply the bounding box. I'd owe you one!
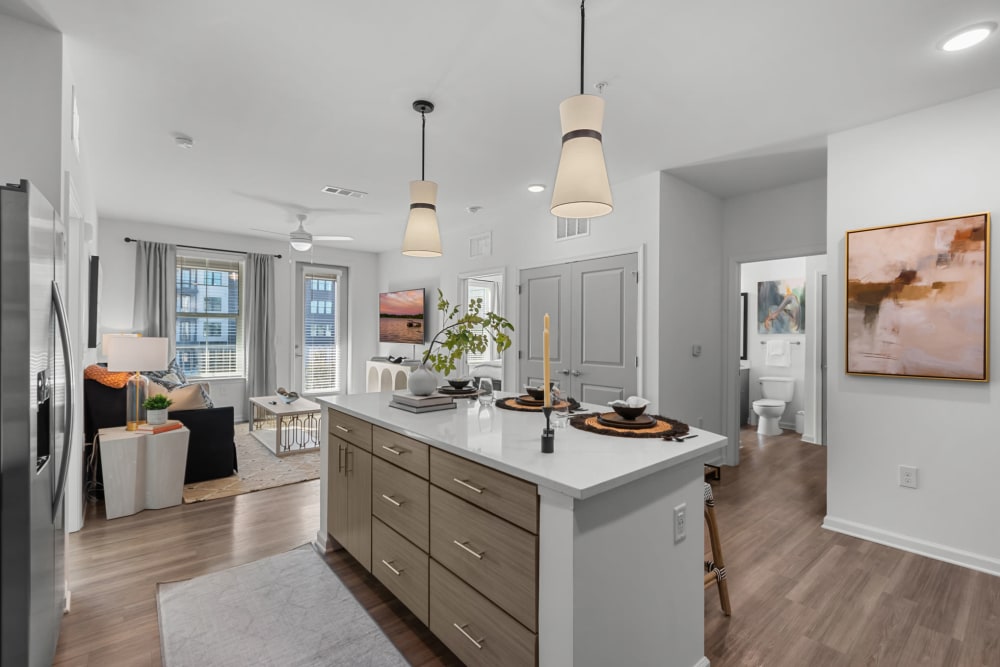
[728,253,827,462]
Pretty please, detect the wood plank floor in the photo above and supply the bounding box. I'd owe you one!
[705,427,1000,667]
[54,429,1000,666]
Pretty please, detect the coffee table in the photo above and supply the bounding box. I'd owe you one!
[249,395,321,457]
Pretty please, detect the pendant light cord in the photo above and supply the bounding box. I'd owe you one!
[579,0,586,95]
[421,111,426,181]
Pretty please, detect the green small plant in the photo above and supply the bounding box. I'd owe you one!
[143,394,173,410]
[422,289,514,376]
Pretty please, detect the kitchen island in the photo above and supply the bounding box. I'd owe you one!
[317,392,726,667]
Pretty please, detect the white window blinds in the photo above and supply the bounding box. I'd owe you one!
[302,272,338,393]
[175,256,244,378]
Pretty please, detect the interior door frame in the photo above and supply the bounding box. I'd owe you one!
[515,245,646,399]
[457,266,506,379]
[722,244,825,466]
[293,262,348,396]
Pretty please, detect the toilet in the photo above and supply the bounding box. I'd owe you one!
[752,376,795,436]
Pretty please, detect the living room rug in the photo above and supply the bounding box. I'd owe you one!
[182,423,320,503]
[157,546,408,667]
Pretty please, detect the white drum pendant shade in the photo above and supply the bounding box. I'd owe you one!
[402,180,442,257]
[550,94,613,219]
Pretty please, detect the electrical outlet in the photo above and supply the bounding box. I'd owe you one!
[899,465,918,489]
[673,503,687,543]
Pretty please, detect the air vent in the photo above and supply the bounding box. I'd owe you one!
[555,217,590,241]
[321,185,368,199]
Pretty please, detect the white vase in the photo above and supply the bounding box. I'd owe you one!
[407,365,437,396]
[147,408,168,425]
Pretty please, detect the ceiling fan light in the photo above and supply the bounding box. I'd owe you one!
[550,94,613,219]
[290,240,312,252]
[402,180,442,257]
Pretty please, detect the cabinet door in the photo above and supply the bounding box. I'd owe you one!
[328,437,350,547]
[346,444,372,571]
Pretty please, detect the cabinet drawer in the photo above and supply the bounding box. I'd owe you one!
[430,448,537,534]
[430,560,535,667]
[372,518,429,625]
[327,408,372,451]
[372,456,429,552]
[373,426,429,479]
[430,486,537,631]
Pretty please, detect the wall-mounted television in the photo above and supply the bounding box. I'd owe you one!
[379,288,426,344]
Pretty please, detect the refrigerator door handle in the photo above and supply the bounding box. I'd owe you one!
[51,280,75,515]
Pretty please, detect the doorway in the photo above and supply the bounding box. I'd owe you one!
[518,253,638,403]
[457,268,505,388]
[293,263,346,396]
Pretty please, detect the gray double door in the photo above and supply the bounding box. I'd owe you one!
[519,253,638,405]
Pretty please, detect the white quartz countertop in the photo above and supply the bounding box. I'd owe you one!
[317,393,727,500]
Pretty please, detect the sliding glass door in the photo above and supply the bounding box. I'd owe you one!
[295,263,345,396]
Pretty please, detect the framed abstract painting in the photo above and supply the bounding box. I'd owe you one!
[757,278,805,334]
[845,212,990,381]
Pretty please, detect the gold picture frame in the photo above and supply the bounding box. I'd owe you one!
[845,212,990,382]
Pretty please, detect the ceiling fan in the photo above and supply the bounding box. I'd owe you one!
[251,213,354,251]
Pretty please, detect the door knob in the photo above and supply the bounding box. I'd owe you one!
[559,369,571,375]
[571,370,582,377]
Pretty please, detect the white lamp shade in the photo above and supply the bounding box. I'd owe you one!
[105,336,169,372]
[550,94,613,219]
[402,180,442,257]
[290,240,313,251]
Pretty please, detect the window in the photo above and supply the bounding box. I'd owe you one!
[175,256,243,378]
[466,278,499,364]
[300,269,340,394]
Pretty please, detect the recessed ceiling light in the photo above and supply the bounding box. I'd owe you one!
[527,184,546,193]
[939,22,996,52]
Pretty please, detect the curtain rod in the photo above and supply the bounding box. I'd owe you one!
[123,237,281,259]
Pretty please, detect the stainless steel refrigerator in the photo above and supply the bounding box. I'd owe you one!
[1,180,76,666]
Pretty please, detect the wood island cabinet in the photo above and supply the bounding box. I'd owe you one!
[326,411,373,570]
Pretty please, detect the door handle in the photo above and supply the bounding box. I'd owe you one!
[51,281,75,515]
[571,370,582,377]
[338,445,345,473]
[559,369,571,375]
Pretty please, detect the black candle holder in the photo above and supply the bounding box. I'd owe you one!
[541,406,555,454]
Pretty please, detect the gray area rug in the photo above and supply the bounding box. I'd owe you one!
[157,546,409,667]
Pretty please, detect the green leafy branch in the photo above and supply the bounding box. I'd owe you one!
[421,289,514,376]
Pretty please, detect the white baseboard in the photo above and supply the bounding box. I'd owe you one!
[823,515,1000,577]
[693,657,711,667]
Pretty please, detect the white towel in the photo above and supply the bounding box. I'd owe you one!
[765,339,791,367]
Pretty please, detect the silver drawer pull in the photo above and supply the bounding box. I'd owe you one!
[452,477,484,494]
[381,559,403,576]
[381,494,403,507]
[334,424,350,433]
[453,540,484,560]
[453,623,484,650]
[381,445,405,456]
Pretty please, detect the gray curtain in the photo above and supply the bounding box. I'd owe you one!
[245,253,276,409]
[133,240,177,354]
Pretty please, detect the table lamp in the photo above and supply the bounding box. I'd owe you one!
[106,336,169,431]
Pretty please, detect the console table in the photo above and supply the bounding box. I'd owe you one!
[365,360,416,393]
[98,425,190,519]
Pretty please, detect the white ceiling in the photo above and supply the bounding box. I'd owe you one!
[7,0,1000,252]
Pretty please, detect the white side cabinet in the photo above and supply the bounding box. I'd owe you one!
[365,360,415,393]
[98,426,190,519]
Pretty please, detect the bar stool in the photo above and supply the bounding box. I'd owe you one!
[704,483,731,615]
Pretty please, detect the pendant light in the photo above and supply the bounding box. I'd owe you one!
[402,100,443,257]
[550,0,613,219]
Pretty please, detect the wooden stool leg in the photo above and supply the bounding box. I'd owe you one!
[704,502,732,616]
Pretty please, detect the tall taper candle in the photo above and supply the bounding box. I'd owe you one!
[543,313,551,407]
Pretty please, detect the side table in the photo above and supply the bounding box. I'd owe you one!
[98,425,190,519]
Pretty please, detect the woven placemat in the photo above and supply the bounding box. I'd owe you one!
[569,413,690,439]
[495,397,570,412]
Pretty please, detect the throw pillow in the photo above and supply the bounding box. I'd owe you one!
[84,364,132,389]
[146,379,214,411]
[144,358,188,386]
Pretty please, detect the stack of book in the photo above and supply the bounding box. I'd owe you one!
[137,419,183,434]
[389,392,456,414]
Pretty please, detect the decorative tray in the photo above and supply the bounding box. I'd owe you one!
[596,412,657,430]
[496,397,570,412]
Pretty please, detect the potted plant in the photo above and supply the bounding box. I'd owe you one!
[409,290,514,396]
[143,393,173,425]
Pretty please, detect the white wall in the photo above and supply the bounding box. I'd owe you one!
[719,177,827,462]
[741,256,807,428]
[825,88,1000,575]
[98,219,379,418]
[658,173,724,433]
[0,13,62,207]
[375,171,662,408]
